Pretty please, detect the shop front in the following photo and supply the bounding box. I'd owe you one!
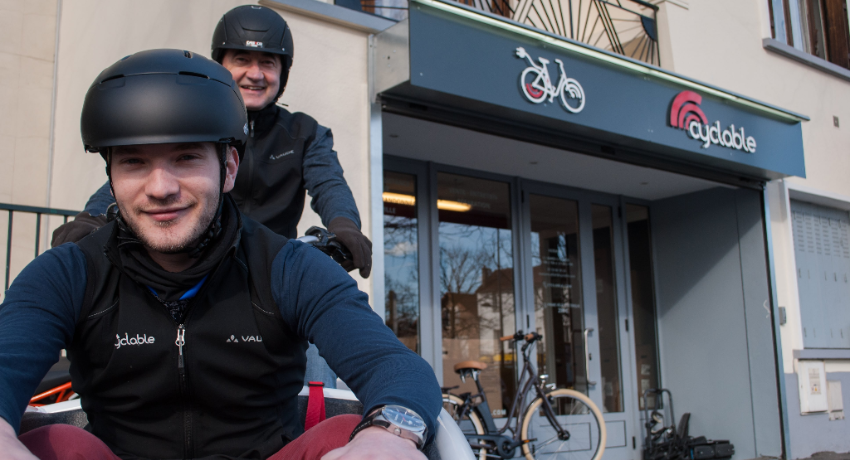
[369,1,807,459]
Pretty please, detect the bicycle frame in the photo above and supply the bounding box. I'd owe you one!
[457,334,570,457]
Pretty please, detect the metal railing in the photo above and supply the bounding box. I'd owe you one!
[357,0,660,65]
[1,203,79,290]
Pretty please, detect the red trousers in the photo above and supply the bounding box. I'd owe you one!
[19,414,361,460]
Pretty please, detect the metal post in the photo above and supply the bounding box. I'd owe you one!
[5,210,13,290]
[762,185,792,459]
[35,213,41,258]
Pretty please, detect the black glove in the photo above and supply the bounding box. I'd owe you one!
[328,217,373,278]
[51,212,108,247]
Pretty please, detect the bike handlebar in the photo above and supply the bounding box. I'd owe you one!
[499,331,541,343]
[297,226,353,268]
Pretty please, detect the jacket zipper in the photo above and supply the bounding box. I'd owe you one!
[243,120,256,214]
[175,324,193,458]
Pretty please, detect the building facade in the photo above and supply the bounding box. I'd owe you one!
[1,0,849,458]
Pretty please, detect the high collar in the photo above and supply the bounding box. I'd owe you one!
[104,195,243,301]
[247,103,280,138]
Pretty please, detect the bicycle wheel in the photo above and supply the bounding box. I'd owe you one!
[520,67,548,103]
[520,389,606,460]
[442,394,488,460]
[559,78,585,113]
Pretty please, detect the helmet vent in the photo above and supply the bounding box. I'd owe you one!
[178,71,209,79]
[183,50,193,58]
[101,74,124,84]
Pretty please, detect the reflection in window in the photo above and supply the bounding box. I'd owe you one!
[529,195,587,396]
[626,204,661,409]
[592,205,623,413]
[383,171,419,353]
[439,173,515,418]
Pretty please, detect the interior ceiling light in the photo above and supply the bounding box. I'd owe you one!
[382,192,473,212]
[437,200,472,212]
[383,192,415,206]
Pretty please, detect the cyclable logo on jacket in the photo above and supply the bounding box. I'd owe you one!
[516,47,585,114]
[670,90,756,153]
[115,333,156,349]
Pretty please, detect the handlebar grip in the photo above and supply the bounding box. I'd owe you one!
[525,332,537,341]
[499,335,515,342]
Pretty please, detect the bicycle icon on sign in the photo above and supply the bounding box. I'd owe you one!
[516,47,586,113]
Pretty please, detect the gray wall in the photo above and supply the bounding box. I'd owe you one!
[786,372,850,458]
[652,187,782,459]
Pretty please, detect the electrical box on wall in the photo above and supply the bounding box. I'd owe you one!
[797,360,828,413]
[828,381,845,421]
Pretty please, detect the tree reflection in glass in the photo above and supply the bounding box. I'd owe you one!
[438,173,516,419]
[529,195,588,397]
[383,171,420,353]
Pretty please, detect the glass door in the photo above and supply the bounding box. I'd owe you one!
[521,186,637,460]
[437,172,518,420]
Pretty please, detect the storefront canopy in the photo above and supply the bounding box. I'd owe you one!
[374,0,808,181]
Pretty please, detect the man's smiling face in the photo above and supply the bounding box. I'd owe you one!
[221,49,282,110]
[110,142,236,254]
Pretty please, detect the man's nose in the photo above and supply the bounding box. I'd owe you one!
[245,61,264,81]
[145,166,180,200]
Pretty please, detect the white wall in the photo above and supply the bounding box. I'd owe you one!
[49,0,374,292]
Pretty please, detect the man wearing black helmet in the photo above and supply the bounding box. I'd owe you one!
[0,50,438,460]
[53,4,373,279]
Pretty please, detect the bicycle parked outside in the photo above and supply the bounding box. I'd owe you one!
[442,330,606,460]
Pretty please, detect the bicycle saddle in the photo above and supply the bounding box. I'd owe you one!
[453,360,487,373]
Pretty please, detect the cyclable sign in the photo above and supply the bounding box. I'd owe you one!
[516,47,585,113]
[670,91,757,153]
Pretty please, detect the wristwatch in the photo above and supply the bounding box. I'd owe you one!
[349,405,427,449]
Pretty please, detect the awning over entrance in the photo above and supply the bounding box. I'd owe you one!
[373,0,807,181]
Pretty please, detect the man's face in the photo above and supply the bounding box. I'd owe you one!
[110,142,238,254]
[221,50,282,110]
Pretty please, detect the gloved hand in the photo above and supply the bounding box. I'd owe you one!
[51,212,108,247]
[328,216,373,278]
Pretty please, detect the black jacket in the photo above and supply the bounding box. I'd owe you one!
[72,217,302,459]
[231,105,314,239]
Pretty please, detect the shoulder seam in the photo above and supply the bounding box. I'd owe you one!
[86,300,118,319]
[252,301,276,317]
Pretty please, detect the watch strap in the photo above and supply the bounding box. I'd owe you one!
[349,407,426,449]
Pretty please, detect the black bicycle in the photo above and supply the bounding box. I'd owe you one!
[441,331,606,460]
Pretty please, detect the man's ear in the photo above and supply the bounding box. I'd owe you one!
[222,146,240,193]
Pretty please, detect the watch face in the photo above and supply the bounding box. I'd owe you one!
[382,405,425,431]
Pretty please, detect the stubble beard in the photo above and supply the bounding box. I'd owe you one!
[122,193,219,254]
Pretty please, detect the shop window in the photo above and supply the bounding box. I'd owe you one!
[791,200,850,348]
[529,195,588,397]
[383,171,420,353]
[592,205,624,413]
[438,173,516,419]
[769,0,850,69]
[626,204,662,409]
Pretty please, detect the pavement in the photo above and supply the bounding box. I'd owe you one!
[798,452,850,460]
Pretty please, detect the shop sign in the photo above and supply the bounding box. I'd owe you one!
[670,90,757,153]
[390,2,806,179]
[515,47,585,113]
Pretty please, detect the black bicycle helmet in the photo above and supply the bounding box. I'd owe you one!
[81,49,248,158]
[81,49,249,257]
[211,5,294,100]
